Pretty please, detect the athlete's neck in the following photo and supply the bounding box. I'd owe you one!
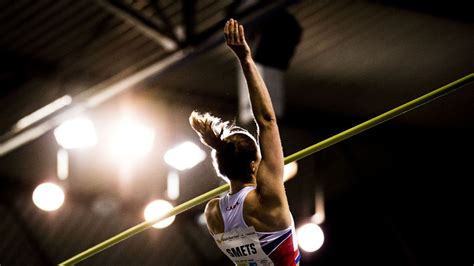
[229,180,256,195]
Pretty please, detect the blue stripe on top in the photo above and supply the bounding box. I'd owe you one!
[260,229,292,255]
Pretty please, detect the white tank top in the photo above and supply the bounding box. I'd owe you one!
[213,186,301,266]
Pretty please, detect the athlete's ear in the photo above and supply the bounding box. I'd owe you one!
[250,161,257,173]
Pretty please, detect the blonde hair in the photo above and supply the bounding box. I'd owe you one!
[189,111,259,182]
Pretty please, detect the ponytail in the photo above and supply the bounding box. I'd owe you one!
[189,111,227,150]
[189,111,259,181]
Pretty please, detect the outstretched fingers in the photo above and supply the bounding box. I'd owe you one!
[229,19,234,43]
[233,20,239,43]
[239,25,245,43]
[224,20,230,43]
[231,19,238,44]
[224,19,246,45]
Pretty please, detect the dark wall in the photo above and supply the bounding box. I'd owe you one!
[299,122,471,265]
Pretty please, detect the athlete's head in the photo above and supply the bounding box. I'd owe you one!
[189,111,260,183]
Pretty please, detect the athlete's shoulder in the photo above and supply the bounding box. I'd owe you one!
[205,198,220,220]
[205,198,224,235]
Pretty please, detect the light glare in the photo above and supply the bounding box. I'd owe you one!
[54,118,97,149]
[32,183,65,212]
[297,223,324,252]
[57,149,69,180]
[164,141,206,170]
[16,95,72,130]
[144,200,175,229]
[283,161,298,181]
[196,213,207,226]
[312,212,325,225]
[108,120,155,160]
[166,170,180,200]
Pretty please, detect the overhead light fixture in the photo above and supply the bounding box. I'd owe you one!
[296,222,325,252]
[107,119,155,161]
[57,148,69,180]
[297,189,325,252]
[166,170,180,200]
[16,95,72,130]
[312,189,325,224]
[54,117,97,149]
[32,182,65,212]
[144,200,175,229]
[283,161,298,181]
[196,212,207,226]
[164,141,206,171]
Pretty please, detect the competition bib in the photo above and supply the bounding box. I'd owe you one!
[213,226,274,266]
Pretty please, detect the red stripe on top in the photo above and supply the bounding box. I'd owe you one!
[268,234,298,266]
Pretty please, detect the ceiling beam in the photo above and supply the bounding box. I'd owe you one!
[99,0,179,51]
[182,0,195,45]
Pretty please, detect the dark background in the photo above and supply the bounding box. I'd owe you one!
[1,0,473,265]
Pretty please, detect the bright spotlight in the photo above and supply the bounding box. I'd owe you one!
[57,148,69,180]
[32,183,65,212]
[166,170,180,200]
[196,212,207,226]
[144,200,175,229]
[283,161,298,181]
[108,120,155,160]
[312,212,325,225]
[296,222,325,252]
[164,141,206,170]
[54,118,97,149]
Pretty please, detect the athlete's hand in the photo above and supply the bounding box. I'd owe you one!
[224,18,251,60]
